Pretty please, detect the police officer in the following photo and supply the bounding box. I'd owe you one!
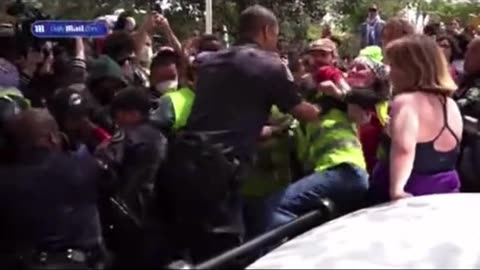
[0,109,107,270]
[164,4,320,263]
[95,88,168,268]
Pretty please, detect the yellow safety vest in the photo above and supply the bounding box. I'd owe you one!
[0,88,30,108]
[165,87,195,130]
[375,101,390,160]
[242,106,294,198]
[375,101,389,127]
[299,108,366,172]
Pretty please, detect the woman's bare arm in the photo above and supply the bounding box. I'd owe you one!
[389,97,418,199]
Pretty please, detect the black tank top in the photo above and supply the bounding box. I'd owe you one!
[383,96,460,174]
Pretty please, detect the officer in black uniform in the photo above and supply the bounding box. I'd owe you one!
[0,109,107,270]
[95,88,168,268]
[162,4,320,264]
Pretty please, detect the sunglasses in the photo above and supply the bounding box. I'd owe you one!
[369,8,378,12]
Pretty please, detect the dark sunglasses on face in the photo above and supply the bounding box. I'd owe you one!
[369,8,377,12]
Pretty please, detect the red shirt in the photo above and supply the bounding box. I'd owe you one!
[92,127,111,144]
[314,65,343,84]
[359,109,384,174]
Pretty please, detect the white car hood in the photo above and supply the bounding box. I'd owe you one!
[249,193,480,269]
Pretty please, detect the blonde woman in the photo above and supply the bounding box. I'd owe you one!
[369,35,463,202]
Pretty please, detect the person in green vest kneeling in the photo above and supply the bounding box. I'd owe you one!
[266,74,370,230]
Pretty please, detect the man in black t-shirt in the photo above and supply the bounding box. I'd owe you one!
[186,5,319,161]
[164,5,320,263]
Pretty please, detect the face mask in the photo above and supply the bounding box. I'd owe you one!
[155,80,178,94]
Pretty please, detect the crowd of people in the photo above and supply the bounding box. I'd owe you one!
[0,3,479,270]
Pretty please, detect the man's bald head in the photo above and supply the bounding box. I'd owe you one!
[465,37,480,75]
[8,109,61,149]
[238,5,279,50]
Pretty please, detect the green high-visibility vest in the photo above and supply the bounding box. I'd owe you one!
[300,108,366,172]
[242,106,294,198]
[164,87,195,130]
[375,101,389,160]
[375,101,389,127]
[0,88,30,109]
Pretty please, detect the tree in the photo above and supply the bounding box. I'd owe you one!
[176,0,328,42]
[422,0,480,24]
[329,0,415,32]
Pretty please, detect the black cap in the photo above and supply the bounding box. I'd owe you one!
[48,88,90,122]
[111,87,151,117]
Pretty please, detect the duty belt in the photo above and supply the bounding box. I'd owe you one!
[17,248,89,265]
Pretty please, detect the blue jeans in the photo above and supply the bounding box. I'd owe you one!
[267,163,369,230]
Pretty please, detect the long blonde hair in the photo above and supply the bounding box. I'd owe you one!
[385,34,457,96]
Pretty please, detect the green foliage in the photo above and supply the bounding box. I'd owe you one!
[19,0,328,41]
[423,0,480,24]
[2,0,480,44]
[330,0,412,33]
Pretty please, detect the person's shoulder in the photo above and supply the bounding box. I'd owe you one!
[231,45,287,76]
[127,123,166,142]
[392,92,417,102]
[195,50,218,64]
[239,45,281,63]
[391,93,418,111]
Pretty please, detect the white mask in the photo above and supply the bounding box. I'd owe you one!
[155,80,178,94]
